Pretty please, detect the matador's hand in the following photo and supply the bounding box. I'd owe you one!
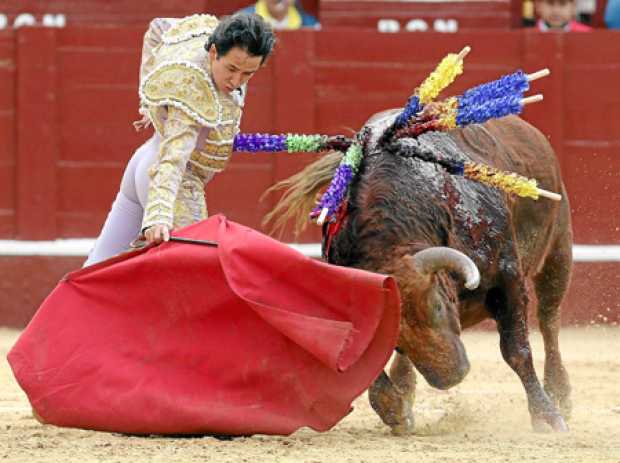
[144,224,171,244]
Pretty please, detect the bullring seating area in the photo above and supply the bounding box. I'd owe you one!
[0,0,522,30]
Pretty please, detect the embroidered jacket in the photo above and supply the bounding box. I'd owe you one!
[138,14,245,230]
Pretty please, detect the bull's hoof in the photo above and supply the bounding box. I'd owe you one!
[544,385,573,422]
[532,413,568,433]
[559,397,573,422]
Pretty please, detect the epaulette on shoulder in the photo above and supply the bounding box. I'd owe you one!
[162,14,219,45]
[140,61,223,127]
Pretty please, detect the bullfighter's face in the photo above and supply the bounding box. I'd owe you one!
[208,45,263,94]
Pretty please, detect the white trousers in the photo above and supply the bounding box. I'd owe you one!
[83,135,160,267]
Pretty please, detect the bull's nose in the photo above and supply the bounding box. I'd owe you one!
[424,358,470,390]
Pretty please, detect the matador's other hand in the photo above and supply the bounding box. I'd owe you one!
[144,224,171,244]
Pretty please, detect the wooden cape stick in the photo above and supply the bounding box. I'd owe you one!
[169,237,218,247]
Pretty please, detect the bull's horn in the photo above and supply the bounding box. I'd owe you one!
[411,247,480,290]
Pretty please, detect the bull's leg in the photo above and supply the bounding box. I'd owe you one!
[368,352,416,435]
[534,239,572,420]
[489,283,568,432]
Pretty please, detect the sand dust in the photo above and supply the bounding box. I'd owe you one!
[1,326,619,462]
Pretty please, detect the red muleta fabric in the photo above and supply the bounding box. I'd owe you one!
[8,215,400,436]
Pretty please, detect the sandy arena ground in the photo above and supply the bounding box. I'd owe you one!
[1,326,619,462]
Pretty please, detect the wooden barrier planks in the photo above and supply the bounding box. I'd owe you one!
[0,1,319,29]
[562,32,620,243]
[2,27,619,244]
[15,28,58,240]
[318,0,515,30]
[0,30,15,237]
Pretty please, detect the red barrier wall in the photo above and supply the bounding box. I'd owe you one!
[6,28,620,244]
[0,1,319,28]
[319,0,517,30]
[1,28,620,244]
[1,28,619,328]
[0,30,15,237]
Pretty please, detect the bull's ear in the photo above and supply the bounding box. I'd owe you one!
[387,254,434,295]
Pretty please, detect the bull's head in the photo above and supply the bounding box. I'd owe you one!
[358,112,480,390]
[393,247,479,389]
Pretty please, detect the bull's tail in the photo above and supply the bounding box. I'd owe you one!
[261,150,344,238]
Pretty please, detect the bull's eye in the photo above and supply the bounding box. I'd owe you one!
[427,294,445,324]
[429,294,443,311]
[433,302,445,320]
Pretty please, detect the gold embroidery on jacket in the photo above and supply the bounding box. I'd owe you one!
[206,123,237,144]
[198,156,228,172]
[162,14,219,45]
[142,63,220,126]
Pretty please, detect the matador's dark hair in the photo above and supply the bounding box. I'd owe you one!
[206,13,276,64]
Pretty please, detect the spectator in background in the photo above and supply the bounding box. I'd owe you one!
[535,0,592,31]
[605,0,620,28]
[239,0,319,30]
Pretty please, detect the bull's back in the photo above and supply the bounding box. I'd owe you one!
[449,116,571,275]
[449,116,561,189]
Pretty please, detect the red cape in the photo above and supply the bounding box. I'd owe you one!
[8,215,400,435]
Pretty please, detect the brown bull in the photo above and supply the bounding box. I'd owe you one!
[265,111,572,433]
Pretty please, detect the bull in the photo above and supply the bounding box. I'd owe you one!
[265,111,572,433]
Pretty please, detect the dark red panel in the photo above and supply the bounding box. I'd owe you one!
[57,50,140,87]
[237,61,276,133]
[0,1,206,27]
[563,262,620,325]
[563,69,620,141]
[0,213,15,237]
[0,1,293,29]
[564,31,620,63]
[0,165,15,210]
[0,256,84,328]
[315,30,522,65]
[57,165,123,212]
[58,212,108,237]
[206,154,276,232]
[319,0,514,30]
[591,0,609,28]
[56,26,145,48]
[272,30,316,133]
[15,28,58,240]
[510,0,522,28]
[302,0,320,17]
[0,31,15,238]
[563,145,620,244]
[57,88,143,163]
[0,61,15,109]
